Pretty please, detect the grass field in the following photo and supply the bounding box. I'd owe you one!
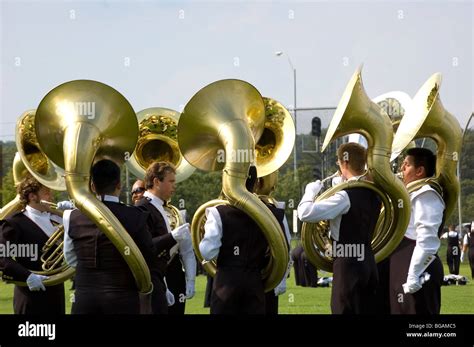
[0,260,472,314]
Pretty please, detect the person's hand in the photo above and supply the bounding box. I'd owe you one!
[402,274,422,294]
[274,281,287,296]
[26,274,48,291]
[186,280,195,299]
[304,181,323,197]
[171,223,191,242]
[460,251,465,262]
[56,200,75,210]
[166,288,175,306]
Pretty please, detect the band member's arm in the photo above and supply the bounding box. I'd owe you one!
[461,234,469,262]
[62,210,77,268]
[146,217,177,256]
[404,190,444,294]
[199,207,222,261]
[178,237,197,299]
[133,212,161,276]
[297,187,351,222]
[0,220,32,281]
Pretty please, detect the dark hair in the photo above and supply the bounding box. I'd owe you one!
[337,142,367,174]
[246,166,258,192]
[91,159,121,195]
[405,147,436,178]
[145,162,176,189]
[18,175,43,206]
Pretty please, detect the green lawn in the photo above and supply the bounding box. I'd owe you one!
[0,261,472,314]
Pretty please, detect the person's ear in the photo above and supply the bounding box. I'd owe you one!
[415,166,426,178]
[91,182,97,194]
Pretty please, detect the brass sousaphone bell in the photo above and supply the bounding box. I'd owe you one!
[34,80,152,292]
[179,79,289,291]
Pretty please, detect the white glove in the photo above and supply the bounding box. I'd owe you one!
[304,180,323,198]
[403,272,430,294]
[403,273,423,294]
[274,280,287,296]
[26,273,48,291]
[171,223,191,242]
[403,246,435,294]
[179,239,197,299]
[460,251,465,262]
[407,246,435,280]
[186,280,195,299]
[56,200,75,210]
[166,288,175,306]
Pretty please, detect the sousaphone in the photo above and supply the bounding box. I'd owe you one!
[301,66,411,272]
[179,80,289,291]
[391,73,462,223]
[34,80,152,292]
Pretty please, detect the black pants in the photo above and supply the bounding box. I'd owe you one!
[165,256,186,315]
[72,289,139,314]
[264,290,279,314]
[211,268,265,314]
[374,257,391,314]
[447,246,460,275]
[389,238,443,314]
[469,250,474,279]
[331,255,378,314]
[151,273,168,314]
[204,275,213,308]
[13,284,65,315]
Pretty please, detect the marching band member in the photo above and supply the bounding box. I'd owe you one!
[461,223,474,279]
[136,161,195,314]
[298,143,380,314]
[63,159,159,314]
[0,175,71,314]
[131,179,146,204]
[441,224,461,275]
[389,148,445,314]
[200,166,276,314]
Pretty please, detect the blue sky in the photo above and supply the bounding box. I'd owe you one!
[0,0,472,140]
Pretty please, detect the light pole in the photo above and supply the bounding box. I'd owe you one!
[457,112,474,231]
[275,51,298,182]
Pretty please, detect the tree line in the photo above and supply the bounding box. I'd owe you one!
[1,129,473,230]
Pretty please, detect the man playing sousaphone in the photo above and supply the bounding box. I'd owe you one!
[0,175,73,314]
[298,142,380,314]
[389,148,445,314]
[136,161,196,314]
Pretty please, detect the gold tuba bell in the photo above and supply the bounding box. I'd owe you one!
[391,73,462,223]
[126,107,195,228]
[301,66,411,272]
[126,107,195,183]
[179,80,289,291]
[34,80,152,292]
